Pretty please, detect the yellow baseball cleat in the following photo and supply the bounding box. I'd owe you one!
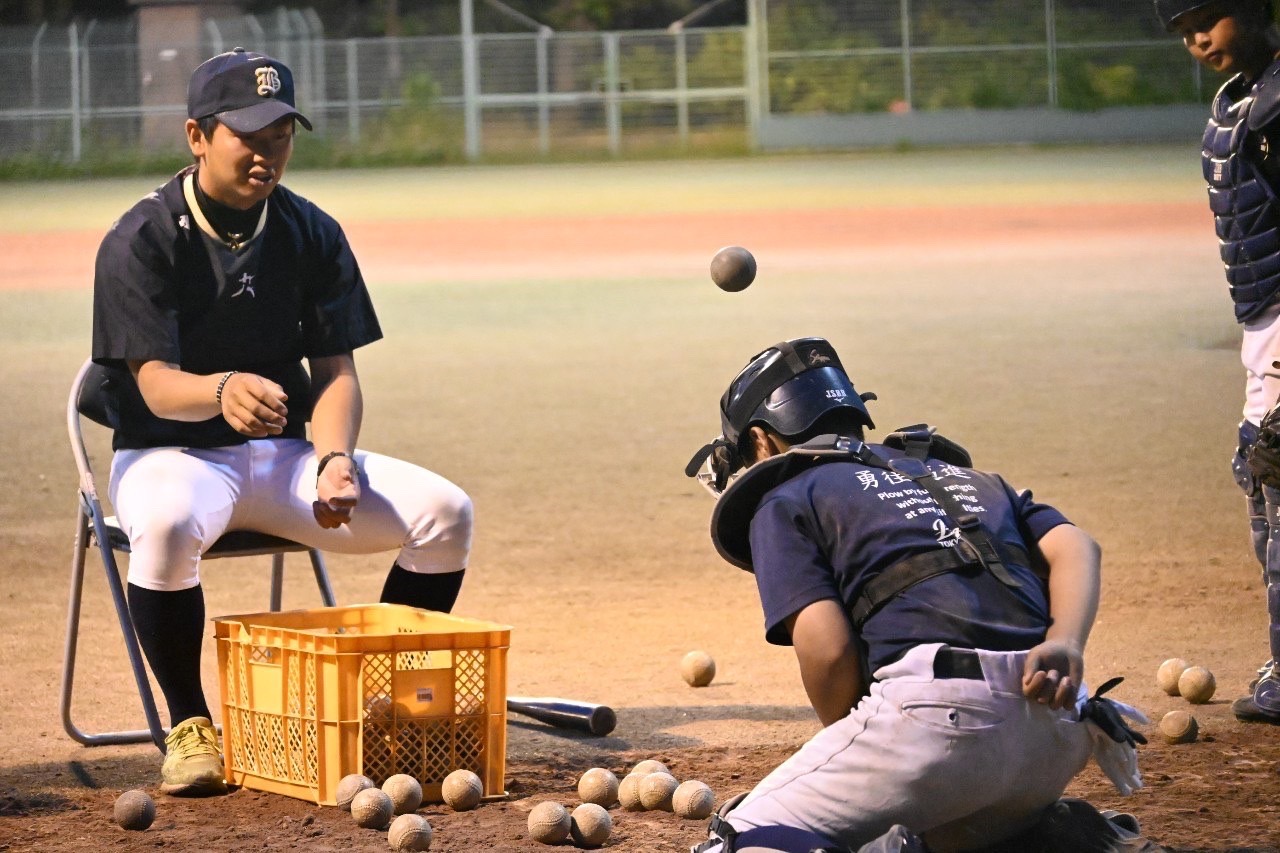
[160,717,228,796]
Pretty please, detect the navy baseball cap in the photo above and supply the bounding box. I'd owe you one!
[1153,0,1226,30]
[187,47,312,133]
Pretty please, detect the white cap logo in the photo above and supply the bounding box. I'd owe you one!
[255,66,282,97]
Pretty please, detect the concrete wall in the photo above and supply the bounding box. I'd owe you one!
[133,0,241,149]
[757,105,1209,152]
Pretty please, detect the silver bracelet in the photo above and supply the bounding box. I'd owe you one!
[215,371,238,407]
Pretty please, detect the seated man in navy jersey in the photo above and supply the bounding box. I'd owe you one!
[683,338,1154,853]
[91,48,472,795]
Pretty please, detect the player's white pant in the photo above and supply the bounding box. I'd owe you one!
[715,643,1092,852]
[1241,302,1280,427]
[109,438,472,591]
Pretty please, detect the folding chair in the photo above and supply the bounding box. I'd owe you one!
[60,357,337,752]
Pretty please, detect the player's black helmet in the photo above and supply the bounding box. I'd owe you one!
[720,337,874,452]
[686,337,875,494]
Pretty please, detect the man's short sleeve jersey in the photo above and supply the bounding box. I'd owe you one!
[747,444,1069,672]
[92,167,382,449]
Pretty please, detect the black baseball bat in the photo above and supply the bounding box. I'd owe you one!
[506,696,617,736]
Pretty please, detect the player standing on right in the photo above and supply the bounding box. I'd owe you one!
[1156,0,1280,724]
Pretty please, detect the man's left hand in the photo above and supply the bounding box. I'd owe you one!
[314,455,360,528]
[1021,638,1084,710]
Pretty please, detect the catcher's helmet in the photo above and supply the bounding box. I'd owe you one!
[721,336,874,454]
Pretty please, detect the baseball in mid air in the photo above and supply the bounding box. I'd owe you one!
[711,246,757,292]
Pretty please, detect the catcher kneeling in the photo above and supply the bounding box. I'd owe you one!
[684,338,1158,853]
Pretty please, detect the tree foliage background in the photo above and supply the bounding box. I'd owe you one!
[0,0,746,34]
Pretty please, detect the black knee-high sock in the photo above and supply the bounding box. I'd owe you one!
[379,565,465,613]
[127,584,211,725]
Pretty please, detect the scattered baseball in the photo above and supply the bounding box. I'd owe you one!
[527,800,572,844]
[681,650,717,687]
[577,767,620,807]
[388,812,434,851]
[570,802,613,848]
[382,773,424,815]
[618,773,646,811]
[1178,666,1216,704]
[113,789,156,831]
[1159,709,1199,744]
[710,245,757,292]
[351,786,394,830]
[638,770,679,812]
[442,769,483,811]
[336,773,376,810]
[631,758,669,776]
[1156,658,1190,696]
[673,779,716,820]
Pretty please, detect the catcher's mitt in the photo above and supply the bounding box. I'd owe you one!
[1247,404,1280,489]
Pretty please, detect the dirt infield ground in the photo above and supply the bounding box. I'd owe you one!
[0,149,1278,852]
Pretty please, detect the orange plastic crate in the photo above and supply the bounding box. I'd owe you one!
[214,604,510,805]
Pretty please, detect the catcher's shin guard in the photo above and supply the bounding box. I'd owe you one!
[689,792,850,853]
[1264,485,1280,664]
[1234,422,1268,570]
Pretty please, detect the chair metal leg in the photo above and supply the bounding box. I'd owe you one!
[60,503,168,751]
[309,550,337,607]
[270,553,284,612]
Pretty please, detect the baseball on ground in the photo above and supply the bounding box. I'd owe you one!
[442,769,483,811]
[113,789,156,831]
[382,774,424,815]
[570,802,613,848]
[1158,709,1199,744]
[639,771,679,812]
[351,787,394,829]
[631,758,669,776]
[673,780,716,820]
[618,773,647,811]
[527,801,571,844]
[336,773,376,810]
[681,650,716,687]
[710,245,757,292]
[388,812,433,851]
[1155,658,1190,696]
[577,767,619,807]
[1178,666,1216,704]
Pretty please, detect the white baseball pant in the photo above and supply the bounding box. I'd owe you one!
[707,643,1093,853]
[109,438,472,591]
[1242,302,1280,426]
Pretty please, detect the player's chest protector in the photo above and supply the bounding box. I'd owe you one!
[1203,75,1280,320]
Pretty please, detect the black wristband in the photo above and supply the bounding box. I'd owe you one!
[316,450,358,483]
[215,370,238,407]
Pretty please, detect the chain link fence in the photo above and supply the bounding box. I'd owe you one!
[0,1,1203,166]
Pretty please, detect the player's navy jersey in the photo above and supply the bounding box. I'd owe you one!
[748,444,1066,672]
[92,166,382,450]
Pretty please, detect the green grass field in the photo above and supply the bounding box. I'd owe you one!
[0,144,1202,234]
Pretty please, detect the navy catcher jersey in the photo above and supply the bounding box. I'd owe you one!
[92,166,382,450]
[748,444,1066,672]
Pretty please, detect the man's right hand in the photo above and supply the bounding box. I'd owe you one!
[219,372,288,437]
